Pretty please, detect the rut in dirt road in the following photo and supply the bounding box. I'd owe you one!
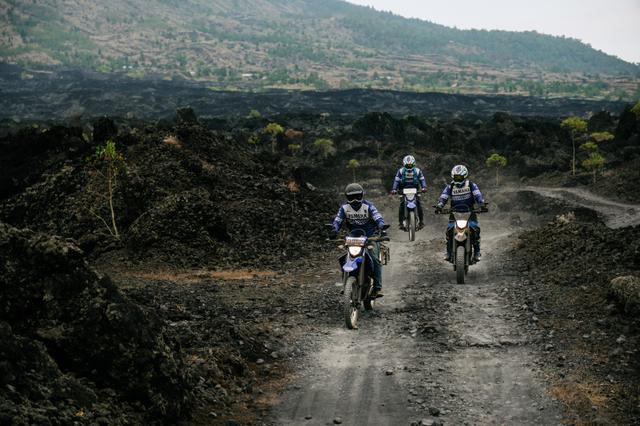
[270,193,564,425]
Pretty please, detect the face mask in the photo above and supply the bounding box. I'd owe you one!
[349,200,363,210]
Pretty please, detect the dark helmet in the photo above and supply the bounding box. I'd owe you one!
[345,183,364,210]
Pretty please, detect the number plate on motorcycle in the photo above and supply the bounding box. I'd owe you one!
[403,188,417,194]
[345,236,367,246]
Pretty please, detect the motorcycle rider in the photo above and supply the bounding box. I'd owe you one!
[435,165,486,262]
[391,155,427,230]
[331,183,386,297]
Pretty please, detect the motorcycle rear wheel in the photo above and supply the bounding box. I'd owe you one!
[456,246,465,284]
[343,276,359,329]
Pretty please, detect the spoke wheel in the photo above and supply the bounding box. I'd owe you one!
[456,246,466,284]
[343,276,359,329]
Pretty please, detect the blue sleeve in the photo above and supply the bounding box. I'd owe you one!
[367,201,385,227]
[437,184,451,207]
[471,182,484,204]
[418,169,427,189]
[391,169,402,191]
[332,205,346,232]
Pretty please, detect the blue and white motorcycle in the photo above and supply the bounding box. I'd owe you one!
[435,204,488,284]
[337,226,390,329]
[400,188,420,241]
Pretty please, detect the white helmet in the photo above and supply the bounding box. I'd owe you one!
[451,165,468,186]
[402,155,416,169]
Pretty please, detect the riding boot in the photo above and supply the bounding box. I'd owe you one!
[473,241,481,261]
[444,238,452,261]
[398,201,405,229]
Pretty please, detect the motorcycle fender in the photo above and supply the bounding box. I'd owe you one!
[343,256,363,272]
[454,231,467,242]
[407,201,416,209]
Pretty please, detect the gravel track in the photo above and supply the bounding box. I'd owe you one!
[269,190,572,425]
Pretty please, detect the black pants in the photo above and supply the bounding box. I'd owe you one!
[398,195,424,224]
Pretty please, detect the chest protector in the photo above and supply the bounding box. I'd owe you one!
[451,180,472,203]
[401,167,418,186]
[343,203,371,226]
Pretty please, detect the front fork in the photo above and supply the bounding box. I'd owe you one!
[343,255,369,305]
[402,197,408,228]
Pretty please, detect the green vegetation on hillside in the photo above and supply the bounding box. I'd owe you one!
[0,0,638,99]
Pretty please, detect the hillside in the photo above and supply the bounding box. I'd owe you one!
[1,0,639,99]
[1,106,639,424]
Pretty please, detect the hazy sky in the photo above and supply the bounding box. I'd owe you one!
[345,0,640,64]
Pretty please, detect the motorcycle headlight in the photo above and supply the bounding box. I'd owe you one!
[456,220,468,228]
[348,246,363,257]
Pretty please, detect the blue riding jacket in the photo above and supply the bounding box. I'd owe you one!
[332,200,385,237]
[392,167,427,191]
[437,180,484,211]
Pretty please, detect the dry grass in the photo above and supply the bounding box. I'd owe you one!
[285,180,299,192]
[199,159,216,173]
[163,135,182,149]
[120,268,276,283]
[550,380,614,425]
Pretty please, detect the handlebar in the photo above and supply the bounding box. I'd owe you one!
[435,208,486,215]
[327,234,390,243]
[433,202,489,215]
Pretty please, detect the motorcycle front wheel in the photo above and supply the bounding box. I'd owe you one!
[408,210,416,242]
[343,276,359,329]
[456,245,466,284]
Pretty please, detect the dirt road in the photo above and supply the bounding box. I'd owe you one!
[269,192,569,425]
[514,186,640,229]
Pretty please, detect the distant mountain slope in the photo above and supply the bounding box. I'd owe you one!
[0,0,638,99]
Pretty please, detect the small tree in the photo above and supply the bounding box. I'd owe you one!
[631,100,640,120]
[347,159,360,181]
[561,116,587,175]
[580,135,607,184]
[485,153,507,186]
[590,131,614,143]
[313,138,335,159]
[88,140,125,239]
[247,133,259,152]
[582,153,605,184]
[264,122,284,153]
[288,143,301,156]
[248,109,261,119]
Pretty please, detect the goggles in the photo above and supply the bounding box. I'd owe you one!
[405,163,415,169]
[453,174,465,182]
[346,193,363,202]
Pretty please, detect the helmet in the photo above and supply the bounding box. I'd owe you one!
[451,165,468,187]
[403,155,416,169]
[345,183,364,210]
